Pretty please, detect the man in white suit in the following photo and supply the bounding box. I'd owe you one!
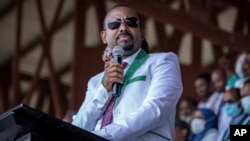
[72,4,183,141]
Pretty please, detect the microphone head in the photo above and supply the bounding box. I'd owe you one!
[112,46,124,56]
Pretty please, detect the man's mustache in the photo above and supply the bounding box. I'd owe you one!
[115,32,133,41]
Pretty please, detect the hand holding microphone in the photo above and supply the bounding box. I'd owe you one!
[103,46,124,96]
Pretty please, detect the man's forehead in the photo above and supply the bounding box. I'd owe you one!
[105,6,138,21]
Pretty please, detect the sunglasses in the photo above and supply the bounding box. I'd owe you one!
[107,17,140,30]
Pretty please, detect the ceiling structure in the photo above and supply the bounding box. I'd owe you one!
[0,0,249,119]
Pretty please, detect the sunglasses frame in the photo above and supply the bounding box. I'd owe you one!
[107,17,140,30]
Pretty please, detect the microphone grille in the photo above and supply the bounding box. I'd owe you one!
[112,46,124,56]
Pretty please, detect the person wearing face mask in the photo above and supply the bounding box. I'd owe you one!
[189,108,218,141]
[240,79,250,124]
[217,88,248,141]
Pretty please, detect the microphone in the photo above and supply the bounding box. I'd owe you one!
[112,46,124,97]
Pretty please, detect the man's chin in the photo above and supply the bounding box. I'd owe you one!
[123,45,134,51]
[117,40,133,47]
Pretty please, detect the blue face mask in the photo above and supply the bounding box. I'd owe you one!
[241,96,250,115]
[223,102,240,117]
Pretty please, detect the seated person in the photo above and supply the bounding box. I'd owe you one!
[175,118,190,141]
[194,73,219,114]
[177,97,197,124]
[189,108,218,141]
[211,68,227,115]
[240,79,250,124]
[217,88,247,141]
[234,52,250,88]
[217,55,239,90]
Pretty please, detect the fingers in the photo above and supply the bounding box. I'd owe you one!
[102,48,112,62]
[103,62,124,92]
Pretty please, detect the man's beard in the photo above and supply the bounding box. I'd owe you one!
[116,32,134,51]
[123,42,134,51]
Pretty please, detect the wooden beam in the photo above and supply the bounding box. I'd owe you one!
[71,0,87,110]
[154,20,168,52]
[217,0,248,8]
[94,0,106,31]
[1,12,73,67]
[36,0,48,37]
[22,51,45,105]
[12,0,23,106]
[50,0,65,33]
[168,29,184,54]
[56,63,71,77]
[114,0,250,51]
[47,52,64,118]
[19,63,71,82]
[192,36,202,66]
[0,0,17,20]
[0,65,11,113]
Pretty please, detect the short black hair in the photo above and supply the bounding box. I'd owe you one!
[183,96,198,109]
[227,88,241,101]
[102,4,140,30]
[175,118,190,137]
[108,4,133,11]
[243,79,250,86]
[195,72,211,83]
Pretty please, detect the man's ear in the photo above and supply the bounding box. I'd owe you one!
[100,31,107,44]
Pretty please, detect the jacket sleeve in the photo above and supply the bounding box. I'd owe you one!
[72,74,112,131]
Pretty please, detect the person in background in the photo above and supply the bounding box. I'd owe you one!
[189,108,218,141]
[234,52,250,88]
[217,55,239,90]
[175,118,190,141]
[216,88,246,141]
[194,73,216,112]
[72,4,183,141]
[240,79,250,124]
[177,97,197,124]
[211,68,227,115]
[211,68,233,138]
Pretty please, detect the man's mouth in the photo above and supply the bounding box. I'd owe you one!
[117,33,132,41]
[119,36,130,41]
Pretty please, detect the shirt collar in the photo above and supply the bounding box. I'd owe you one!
[122,48,141,66]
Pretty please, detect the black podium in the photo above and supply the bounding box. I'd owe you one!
[0,104,108,141]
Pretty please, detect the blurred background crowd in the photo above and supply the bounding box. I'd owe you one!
[175,52,250,141]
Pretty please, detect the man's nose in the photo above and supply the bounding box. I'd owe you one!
[119,21,128,32]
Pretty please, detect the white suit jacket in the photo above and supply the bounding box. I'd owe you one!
[72,49,183,141]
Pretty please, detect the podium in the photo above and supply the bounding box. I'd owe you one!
[0,104,108,141]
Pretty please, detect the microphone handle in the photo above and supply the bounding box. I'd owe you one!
[112,55,122,96]
[113,55,122,63]
[112,83,121,97]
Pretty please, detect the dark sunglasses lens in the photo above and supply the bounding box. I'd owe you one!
[107,17,139,29]
[125,17,139,27]
[108,22,121,29]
